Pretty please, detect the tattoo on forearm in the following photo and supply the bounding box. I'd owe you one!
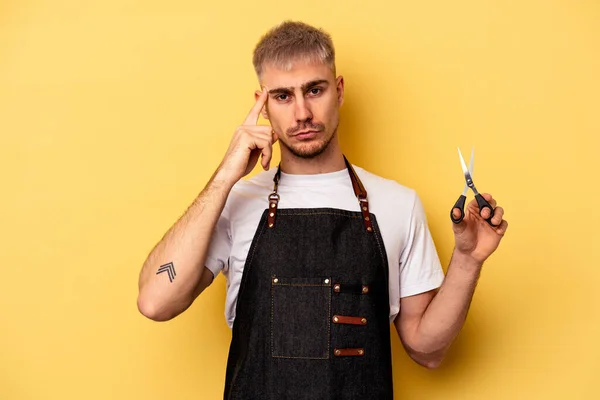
[156,262,176,283]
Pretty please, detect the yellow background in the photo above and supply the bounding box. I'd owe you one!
[1,1,599,399]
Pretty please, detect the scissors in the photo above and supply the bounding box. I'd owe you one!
[450,147,497,226]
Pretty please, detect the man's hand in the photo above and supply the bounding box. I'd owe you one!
[216,87,278,185]
[395,195,508,368]
[451,193,508,265]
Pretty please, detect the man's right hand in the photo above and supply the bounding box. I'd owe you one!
[216,87,278,185]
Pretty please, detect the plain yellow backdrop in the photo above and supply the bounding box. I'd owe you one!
[1,1,599,399]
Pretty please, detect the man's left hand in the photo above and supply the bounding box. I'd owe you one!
[451,193,508,265]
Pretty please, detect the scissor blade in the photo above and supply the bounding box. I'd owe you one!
[458,147,474,187]
[458,147,469,175]
[469,147,474,176]
[461,182,468,195]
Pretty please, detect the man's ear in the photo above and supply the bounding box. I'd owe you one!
[336,76,345,107]
[254,90,270,120]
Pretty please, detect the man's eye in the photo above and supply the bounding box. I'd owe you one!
[276,94,289,101]
[309,88,321,95]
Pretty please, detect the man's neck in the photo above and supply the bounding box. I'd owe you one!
[278,140,346,175]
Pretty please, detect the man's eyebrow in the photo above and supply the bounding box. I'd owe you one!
[301,79,329,91]
[268,79,329,95]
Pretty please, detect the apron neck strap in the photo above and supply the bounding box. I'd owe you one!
[268,155,373,232]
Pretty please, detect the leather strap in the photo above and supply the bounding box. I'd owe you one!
[332,315,367,325]
[267,193,279,228]
[343,156,367,199]
[334,348,365,357]
[343,156,373,232]
[267,167,282,228]
[267,155,373,232]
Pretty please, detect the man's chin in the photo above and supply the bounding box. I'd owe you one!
[285,140,330,159]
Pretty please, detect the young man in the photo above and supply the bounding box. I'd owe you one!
[137,20,508,399]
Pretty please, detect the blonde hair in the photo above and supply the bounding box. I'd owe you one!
[252,20,336,78]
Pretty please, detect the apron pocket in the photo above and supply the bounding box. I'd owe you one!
[271,275,331,359]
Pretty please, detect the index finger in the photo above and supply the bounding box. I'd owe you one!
[243,87,269,125]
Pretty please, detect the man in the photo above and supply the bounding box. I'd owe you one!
[137,20,508,399]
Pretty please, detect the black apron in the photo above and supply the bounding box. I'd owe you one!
[223,156,393,399]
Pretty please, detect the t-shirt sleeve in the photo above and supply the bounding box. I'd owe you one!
[204,202,232,278]
[398,191,445,298]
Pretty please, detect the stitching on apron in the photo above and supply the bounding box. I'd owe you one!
[372,219,386,265]
[272,355,330,359]
[277,211,362,218]
[273,284,330,287]
[271,282,274,357]
[270,280,332,360]
[327,284,331,358]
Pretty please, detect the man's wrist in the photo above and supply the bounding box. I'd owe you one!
[211,167,239,190]
[450,249,483,274]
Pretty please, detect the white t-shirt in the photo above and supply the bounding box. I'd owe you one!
[205,165,445,329]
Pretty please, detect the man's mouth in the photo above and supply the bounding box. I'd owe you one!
[293,130,319,140]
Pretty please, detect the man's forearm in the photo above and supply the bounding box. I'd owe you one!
[137,171,234,321]
[409,251,482,364]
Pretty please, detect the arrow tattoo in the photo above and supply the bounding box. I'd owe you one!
[156,262,176,283]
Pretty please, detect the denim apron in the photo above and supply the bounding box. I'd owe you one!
[223,157,394,399]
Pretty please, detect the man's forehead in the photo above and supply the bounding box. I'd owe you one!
[260,60,334,88]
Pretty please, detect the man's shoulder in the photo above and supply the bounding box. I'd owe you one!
[353,165,417,202]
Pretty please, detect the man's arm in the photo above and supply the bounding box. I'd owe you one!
[394,251,481,369]
[395,193,508,368]
[137,87,276,321]
[136,174,234,321]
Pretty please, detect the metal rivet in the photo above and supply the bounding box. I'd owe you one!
[358,349,364,355]
[273,278,278,283]
[334,284,340,292]
[367,227,372,232]
[362,206,367,211]
[335,349,341,356]
[270,203,276,208]
[365,216,370,221]
[361,318,367,324]
[362,286,369,293]
[333,316,339,323]
[324,279,329,284]
[269,223,274,228]
[269,212,274,217]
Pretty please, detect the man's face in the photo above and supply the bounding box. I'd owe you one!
[257,60,344,159]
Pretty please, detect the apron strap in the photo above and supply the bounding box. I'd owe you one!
[343,156,373,232]
[268,155,373,232]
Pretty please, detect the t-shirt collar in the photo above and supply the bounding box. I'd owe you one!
[277,167,350,187]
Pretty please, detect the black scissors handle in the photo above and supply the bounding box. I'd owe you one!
[451,193,497,226]
[450,194,466,223]
[475,193,496,226]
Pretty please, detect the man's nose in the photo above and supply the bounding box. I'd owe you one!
[294,97,313,122]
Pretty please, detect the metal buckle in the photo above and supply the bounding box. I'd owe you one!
[269,192,280,202]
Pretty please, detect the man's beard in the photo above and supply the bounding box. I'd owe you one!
[280,122,337,159]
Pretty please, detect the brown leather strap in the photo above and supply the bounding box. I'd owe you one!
[334,348,365,357]
[267,156,373,232]
[267,193,279,228]
[332,315,367,325]
[343,156,373,232]
[343,156,367,199]
[267,166,282,229]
